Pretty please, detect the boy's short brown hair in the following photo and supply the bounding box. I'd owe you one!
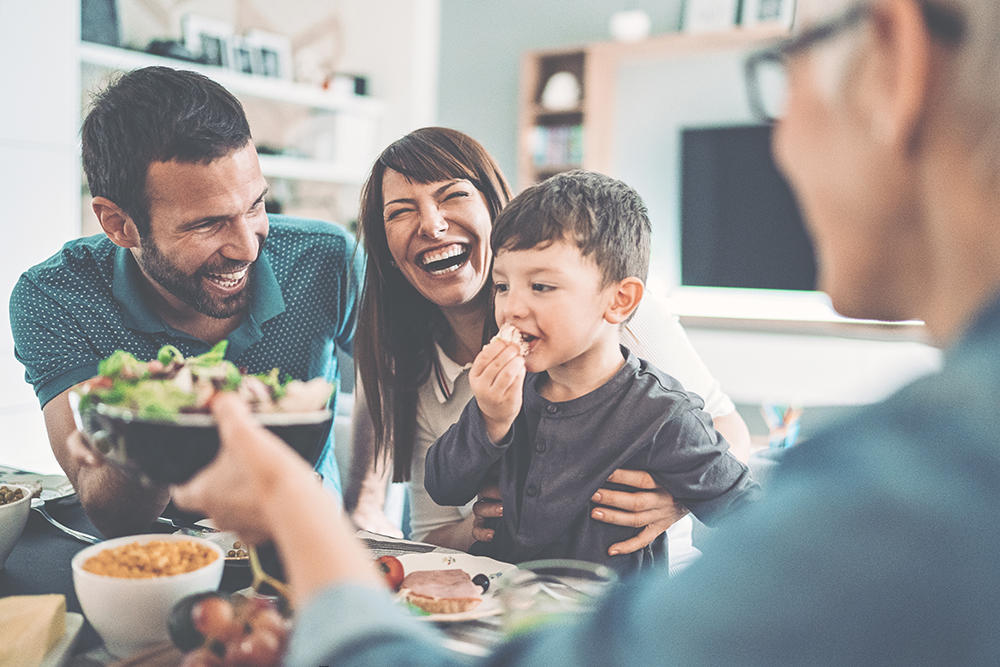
[490,170,651,286]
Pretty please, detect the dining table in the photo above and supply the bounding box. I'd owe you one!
[0,490,505,666]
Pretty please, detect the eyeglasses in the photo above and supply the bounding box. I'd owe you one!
[744,1,965,123]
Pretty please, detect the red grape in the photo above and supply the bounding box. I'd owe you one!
[249,608,288,639]
[228,628,282,667]
[193,597,242,643]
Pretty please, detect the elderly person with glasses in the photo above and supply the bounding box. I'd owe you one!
[174,0,1000,664]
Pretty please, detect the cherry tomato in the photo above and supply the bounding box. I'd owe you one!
[376,555,405,591]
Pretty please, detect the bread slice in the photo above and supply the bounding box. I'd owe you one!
[404,592,482,615]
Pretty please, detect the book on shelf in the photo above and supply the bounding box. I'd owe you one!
[531,124,584,169]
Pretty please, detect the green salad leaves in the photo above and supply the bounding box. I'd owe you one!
[78,341,333,420]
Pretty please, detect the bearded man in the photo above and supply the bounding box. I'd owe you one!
[10,66,361,537]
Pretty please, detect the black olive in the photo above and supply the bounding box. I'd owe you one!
[168,591,224,652]
[472,573,490,593]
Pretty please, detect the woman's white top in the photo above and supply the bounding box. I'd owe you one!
[407,293,732,570]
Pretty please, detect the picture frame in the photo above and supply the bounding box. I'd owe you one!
[230,36,256,75]
[244,29,294,80]
[182,14,234,69]
[681,0,741,33]
[741,0,797,28]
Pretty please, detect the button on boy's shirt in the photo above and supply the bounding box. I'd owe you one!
[425,347,760,571]
[9,215,362,494]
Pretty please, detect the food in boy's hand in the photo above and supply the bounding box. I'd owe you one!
[399,569,485,614]
[376,555,405,591]
[491,323,530,356]
[170,591,289,667]
[76,341,333,420]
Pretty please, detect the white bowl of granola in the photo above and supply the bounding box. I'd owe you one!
[72,533,225,657]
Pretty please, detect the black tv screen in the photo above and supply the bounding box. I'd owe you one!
[680,125,816,291]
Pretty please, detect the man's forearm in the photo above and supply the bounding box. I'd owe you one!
[44,390,170,536]
[74,464,171,537]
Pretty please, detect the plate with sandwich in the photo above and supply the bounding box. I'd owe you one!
[395,552,517,622]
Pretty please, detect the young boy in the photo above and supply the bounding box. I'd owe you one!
[424,170,759,573]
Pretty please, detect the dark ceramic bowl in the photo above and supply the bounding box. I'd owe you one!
[71,399,332,486]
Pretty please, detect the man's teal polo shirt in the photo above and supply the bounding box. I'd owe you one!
[10,215,363,495]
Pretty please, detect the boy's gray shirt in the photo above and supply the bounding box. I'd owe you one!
[424,346,760,572]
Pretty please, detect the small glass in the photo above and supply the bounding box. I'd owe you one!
[497,559,617,637]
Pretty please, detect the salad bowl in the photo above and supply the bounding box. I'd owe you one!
[69,341,335,486]
[72,399,332,485]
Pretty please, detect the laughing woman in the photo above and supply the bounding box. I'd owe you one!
[348,127,750,560]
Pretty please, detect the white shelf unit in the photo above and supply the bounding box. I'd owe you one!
[79,41,384,186]
[256,154,371,184]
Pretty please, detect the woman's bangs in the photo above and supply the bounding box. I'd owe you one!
[382,142,478,188]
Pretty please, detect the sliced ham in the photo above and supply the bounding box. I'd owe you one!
[399,569,483,614]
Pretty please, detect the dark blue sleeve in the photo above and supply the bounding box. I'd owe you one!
[424,397,512,506]
[645,395,760,525]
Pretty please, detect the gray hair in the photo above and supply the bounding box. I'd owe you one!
[800,0,1000,181]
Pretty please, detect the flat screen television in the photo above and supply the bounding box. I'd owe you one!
[680,125,816,292]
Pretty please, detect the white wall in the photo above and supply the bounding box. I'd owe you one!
[0,0,81,473]
[686,328,941,407]
[614,49,751,293]
[338,0,440,144]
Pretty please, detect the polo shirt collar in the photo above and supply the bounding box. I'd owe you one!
[112,247,163,333]
[432,342,472,403]
[111,246,285,353]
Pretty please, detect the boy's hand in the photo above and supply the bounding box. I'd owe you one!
[470,338,526,443]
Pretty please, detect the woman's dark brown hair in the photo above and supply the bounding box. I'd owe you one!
[354,127,511,482]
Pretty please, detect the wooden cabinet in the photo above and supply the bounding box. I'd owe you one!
[517,47,586,191]
[516,26,788,192]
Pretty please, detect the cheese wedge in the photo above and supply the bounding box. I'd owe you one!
[0,594,66,667]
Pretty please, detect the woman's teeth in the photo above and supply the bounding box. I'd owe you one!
[421,245,468,274]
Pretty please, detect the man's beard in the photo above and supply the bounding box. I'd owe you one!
[137,234,256,320]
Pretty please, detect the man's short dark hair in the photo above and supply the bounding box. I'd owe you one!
[491,170,651,286]
[81,66,252,235]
